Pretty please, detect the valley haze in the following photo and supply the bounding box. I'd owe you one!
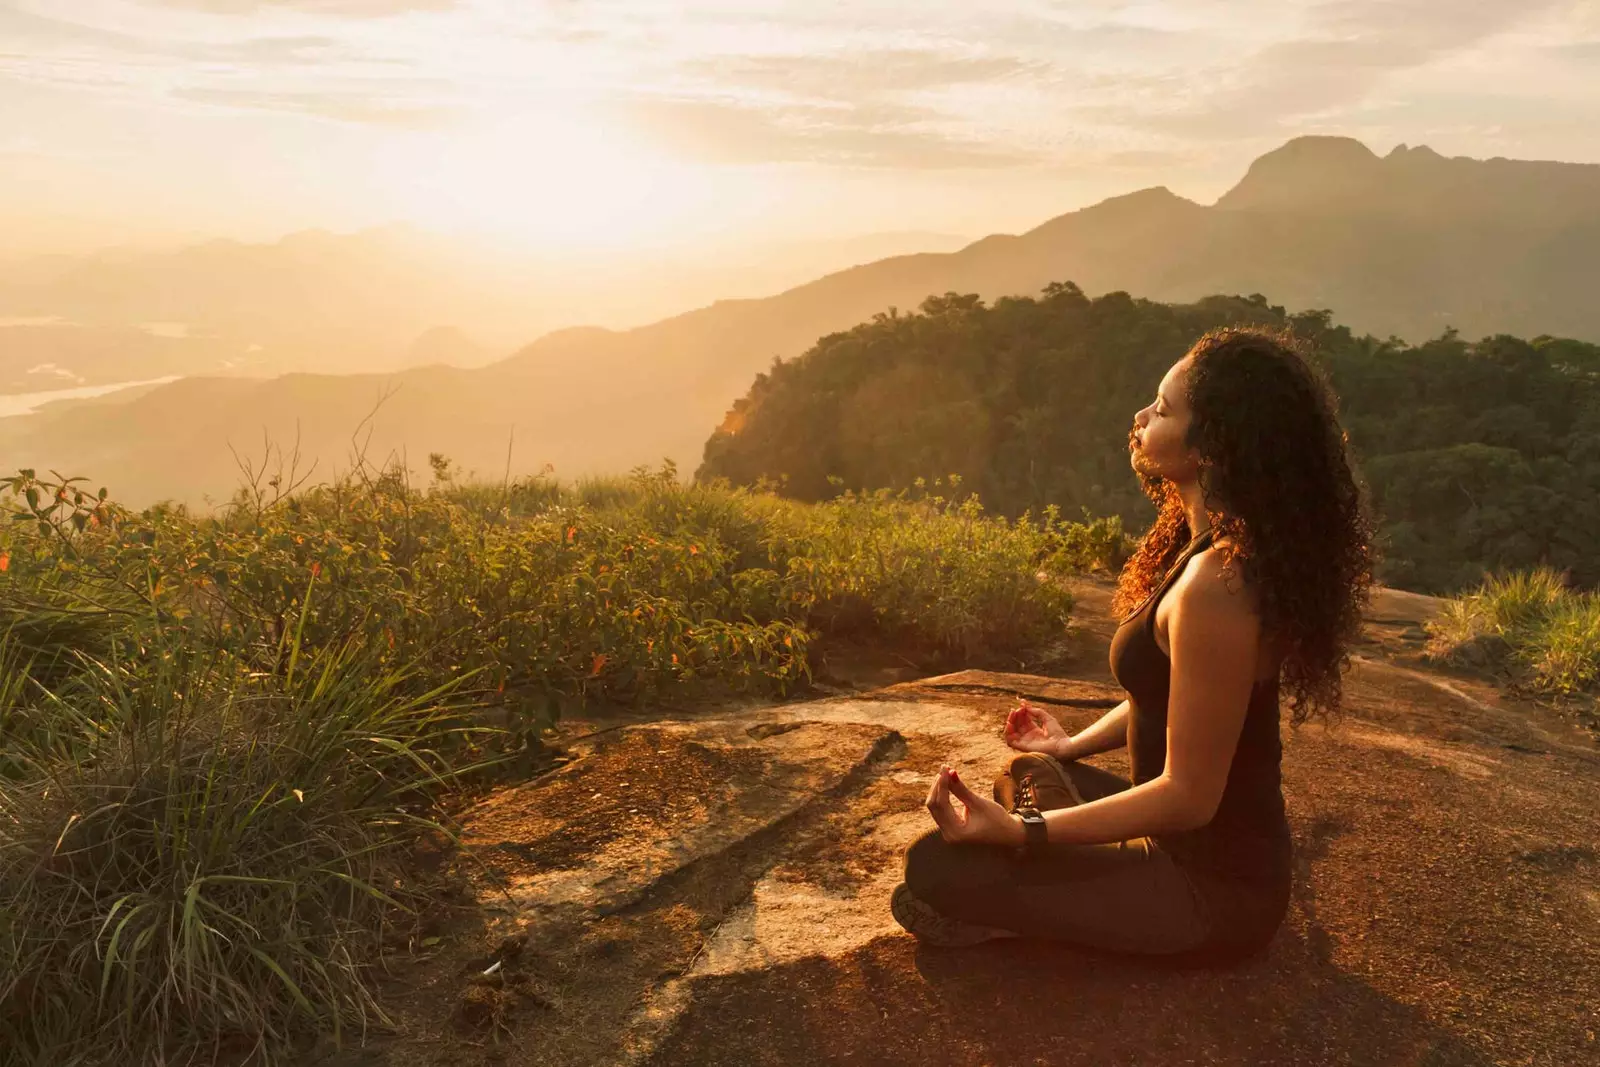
[6,136,1600,510]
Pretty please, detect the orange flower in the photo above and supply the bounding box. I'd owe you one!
[590,653,608,677]
[0,553,9,572]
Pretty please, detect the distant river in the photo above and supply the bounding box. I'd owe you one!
[0,376,182,418]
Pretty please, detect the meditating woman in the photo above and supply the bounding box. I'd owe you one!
[891,326,1374,960]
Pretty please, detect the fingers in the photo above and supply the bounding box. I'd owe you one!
[944,766,983,807]
[1006,703,1038,738]
[1011,700,1047,732]
[1005,703,1049,752]
[925,766,969,840]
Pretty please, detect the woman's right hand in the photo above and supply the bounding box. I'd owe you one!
[1005,699,1073,756]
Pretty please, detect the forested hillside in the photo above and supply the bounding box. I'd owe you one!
[8,137,1600,510]
[699,284,1600,594]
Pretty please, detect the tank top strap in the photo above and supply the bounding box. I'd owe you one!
[1126,527,1217,621]
[1158,527,1216,601]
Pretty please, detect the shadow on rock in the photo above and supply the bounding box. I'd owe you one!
[647,924,1492,1067]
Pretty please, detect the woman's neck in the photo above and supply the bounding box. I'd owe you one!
[1176,481,1213,541]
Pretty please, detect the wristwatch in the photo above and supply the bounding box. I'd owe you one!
[1016,807,1047,858]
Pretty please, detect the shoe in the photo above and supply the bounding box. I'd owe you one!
[994,753,1083,813]
[890,883,1017,947]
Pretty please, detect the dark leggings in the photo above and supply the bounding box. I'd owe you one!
[902,760,1213,954]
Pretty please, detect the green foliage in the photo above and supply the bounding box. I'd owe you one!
[0,462,1091,1064]
[748,478,1084,661]
[0,639,487,1064]
[1427,568,1600,697]
[698,288,1600,595]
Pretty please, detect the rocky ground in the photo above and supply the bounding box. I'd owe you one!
[325,581,1599,1067]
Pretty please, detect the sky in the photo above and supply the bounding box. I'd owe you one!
[3,0,1599,257]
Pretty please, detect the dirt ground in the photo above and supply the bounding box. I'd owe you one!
[315,579,1599,1067]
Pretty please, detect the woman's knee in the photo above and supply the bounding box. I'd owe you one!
[903,829,954,901]
[903,828,999,911]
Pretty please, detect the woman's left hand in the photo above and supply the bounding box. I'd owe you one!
[925,765,1025,847]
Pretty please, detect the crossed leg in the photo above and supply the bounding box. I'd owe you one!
[895,758,1211,954]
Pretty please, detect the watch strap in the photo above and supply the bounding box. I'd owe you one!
[1017,807,1047,856]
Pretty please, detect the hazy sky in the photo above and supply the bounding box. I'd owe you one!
[4,0,1599,256]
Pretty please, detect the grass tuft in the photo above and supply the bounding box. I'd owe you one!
[1427,566,1600,698]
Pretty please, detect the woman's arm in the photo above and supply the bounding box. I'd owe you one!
[1034,562,1259,844]
[931,559,1260,848]
[1055,700,1129,760]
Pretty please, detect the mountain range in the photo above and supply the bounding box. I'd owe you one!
[0,227,970,393]
[6,135,1600,508]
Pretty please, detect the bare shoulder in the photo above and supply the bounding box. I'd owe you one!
[1163,541,1275,675]
[1174,543,1261,620]
[1154,542,1264,660]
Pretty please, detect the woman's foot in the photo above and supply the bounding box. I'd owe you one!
[994,752,1083,812]
[890,883,1017,947]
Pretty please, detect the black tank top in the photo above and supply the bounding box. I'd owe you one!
[1108,528,1292,954]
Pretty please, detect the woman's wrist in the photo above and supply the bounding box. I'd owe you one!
[1053,735,1080,761]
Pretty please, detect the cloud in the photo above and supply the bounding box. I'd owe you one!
[0,9,347,66]
[146,1,459,14]
[1,8,145,51]
[172,87,451,126]
[1548,40,1600,60]
[1100,148,1192,169]
[690,50,1043,96]
[627,44,1064,169]
[619,96,1037,169]
[224,36,344,62]
[1076,0,1573,139]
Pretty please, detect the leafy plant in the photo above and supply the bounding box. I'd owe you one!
[0,460,1096,1063]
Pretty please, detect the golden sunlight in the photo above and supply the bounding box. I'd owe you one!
[376,110,730,249]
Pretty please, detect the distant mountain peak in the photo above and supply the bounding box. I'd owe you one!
[1118,185,1180,203]
[1216,135,1600,219]
[1083,184,1203,219]
[1214,136,1383,210]
[1021,184,1201,243]
[1386,143,1444,160]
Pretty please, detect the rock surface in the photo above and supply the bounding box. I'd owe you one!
[346,581,1599,1067]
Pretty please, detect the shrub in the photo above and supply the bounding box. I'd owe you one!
[0,632,493,1064]
[1427,567,1600,696]
[0,461,1099,1062]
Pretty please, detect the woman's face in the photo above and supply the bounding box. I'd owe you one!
[1130,357,1203,484]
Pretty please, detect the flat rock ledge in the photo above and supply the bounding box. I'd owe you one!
[372,662,1597,1067]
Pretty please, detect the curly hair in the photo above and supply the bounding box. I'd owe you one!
[1112,326,1376,723]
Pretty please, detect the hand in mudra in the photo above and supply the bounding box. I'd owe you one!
[1005,699,1069,755]
[925,765,1021,846]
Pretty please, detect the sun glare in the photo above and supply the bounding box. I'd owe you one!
[376,111,724,252]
